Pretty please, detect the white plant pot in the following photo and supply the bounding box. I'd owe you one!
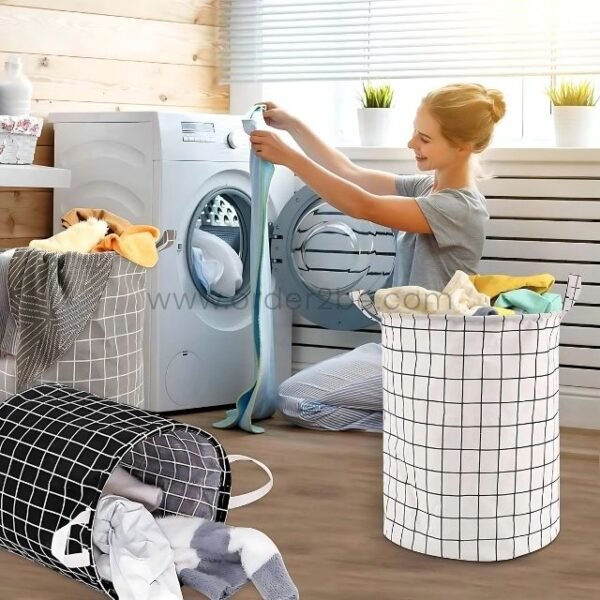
[552,106,597,147]
[357,108,401,146]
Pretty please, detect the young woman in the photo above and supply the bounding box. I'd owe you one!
[250,83,506,431]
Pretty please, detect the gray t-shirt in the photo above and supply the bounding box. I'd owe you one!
[393,174,488,291]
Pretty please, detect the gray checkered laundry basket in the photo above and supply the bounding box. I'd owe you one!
[0,232,176,407]
[0,383,272,598]
[351,274,582,562]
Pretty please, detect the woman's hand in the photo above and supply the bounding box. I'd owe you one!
[249,130,300,166]
[259,102,295,131]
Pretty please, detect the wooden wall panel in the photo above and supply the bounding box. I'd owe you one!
[0,1,216,24]
[0,53,227,109]
[0,1,227,247]
[0,6,215,65]
[0,190,53,244]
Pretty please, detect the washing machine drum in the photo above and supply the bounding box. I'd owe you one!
[272,185,397,331]
[187,187,251,304]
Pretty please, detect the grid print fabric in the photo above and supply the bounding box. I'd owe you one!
[0,384,232,598]
[351,273,581,562]
[0,255,146,407]
[121,431,230,521]
[381,312,562,561]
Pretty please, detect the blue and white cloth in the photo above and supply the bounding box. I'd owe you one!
[214,105,278,433]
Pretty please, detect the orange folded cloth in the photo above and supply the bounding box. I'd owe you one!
[93,225,161,268]
[62,208,132,236]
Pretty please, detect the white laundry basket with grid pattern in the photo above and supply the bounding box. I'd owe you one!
[0,384,272,598]
[350,273,582,562]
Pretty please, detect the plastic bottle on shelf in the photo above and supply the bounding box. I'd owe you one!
[0,55,32,116]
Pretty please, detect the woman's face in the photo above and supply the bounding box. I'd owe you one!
[407,103,464,171]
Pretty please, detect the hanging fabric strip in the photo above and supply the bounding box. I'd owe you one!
[214,105,277,434]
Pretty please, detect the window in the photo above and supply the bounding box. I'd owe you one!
[220,1,600,145]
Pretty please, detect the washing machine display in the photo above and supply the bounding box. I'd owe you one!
[187,187,251,305]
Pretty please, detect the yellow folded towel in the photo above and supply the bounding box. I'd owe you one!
[93,225,161,268]
[29,218,108,254]
[469,273,555,299]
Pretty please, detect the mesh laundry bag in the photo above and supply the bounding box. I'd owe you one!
[0,383,272,598]
[350,273,582,562]
[0,232,174,407]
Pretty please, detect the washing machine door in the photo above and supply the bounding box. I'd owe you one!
[186,185,251,306]
[271,185,397,330]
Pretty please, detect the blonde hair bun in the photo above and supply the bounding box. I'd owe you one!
[423,82,506,153]
[486,88,506,123]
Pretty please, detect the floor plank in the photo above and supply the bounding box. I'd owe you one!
[1,411,598,600]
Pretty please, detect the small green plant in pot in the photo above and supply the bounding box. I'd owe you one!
[360,81,395,108]
[357,81,400,146]
[546,80,598,147]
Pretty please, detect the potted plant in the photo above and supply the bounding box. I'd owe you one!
[547,80,598,147]
[357,81,400,146]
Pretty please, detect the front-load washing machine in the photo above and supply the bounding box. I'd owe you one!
[50,111,399,413]
[50,111,295,412]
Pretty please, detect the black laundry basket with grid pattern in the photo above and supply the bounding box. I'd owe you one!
[351,273,582,562]
[0,383,271,598]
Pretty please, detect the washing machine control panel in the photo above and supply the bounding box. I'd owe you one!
[181,121,217,143]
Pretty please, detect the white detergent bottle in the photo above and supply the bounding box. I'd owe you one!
[0,55,32,116]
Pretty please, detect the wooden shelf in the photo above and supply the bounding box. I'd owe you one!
[0,164,71,189]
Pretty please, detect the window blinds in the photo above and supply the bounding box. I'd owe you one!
[218,0,600,82]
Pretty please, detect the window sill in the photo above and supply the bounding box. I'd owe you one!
[337,146,600,163]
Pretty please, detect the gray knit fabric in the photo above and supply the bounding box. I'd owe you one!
[7,248,114,389]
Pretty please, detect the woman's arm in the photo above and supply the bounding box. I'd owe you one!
[286,118,398,195]
[250,129,430,233]
[290,152,432,233]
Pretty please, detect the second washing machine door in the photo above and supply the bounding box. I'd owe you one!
[272,185,397,331]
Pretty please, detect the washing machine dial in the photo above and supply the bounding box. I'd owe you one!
[226,130,245,149]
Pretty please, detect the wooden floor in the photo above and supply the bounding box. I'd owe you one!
[1,411,599,600]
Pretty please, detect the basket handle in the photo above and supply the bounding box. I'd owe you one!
[562,273,582,312]
[227,455,274,509]
[349,289,381,324]
[156,229,176,253]
[51,507,92,569]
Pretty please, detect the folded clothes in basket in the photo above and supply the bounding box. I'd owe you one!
[375,269,563,315]
[374,270,497,315]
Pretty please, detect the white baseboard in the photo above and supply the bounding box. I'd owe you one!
[560,385,600,430]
